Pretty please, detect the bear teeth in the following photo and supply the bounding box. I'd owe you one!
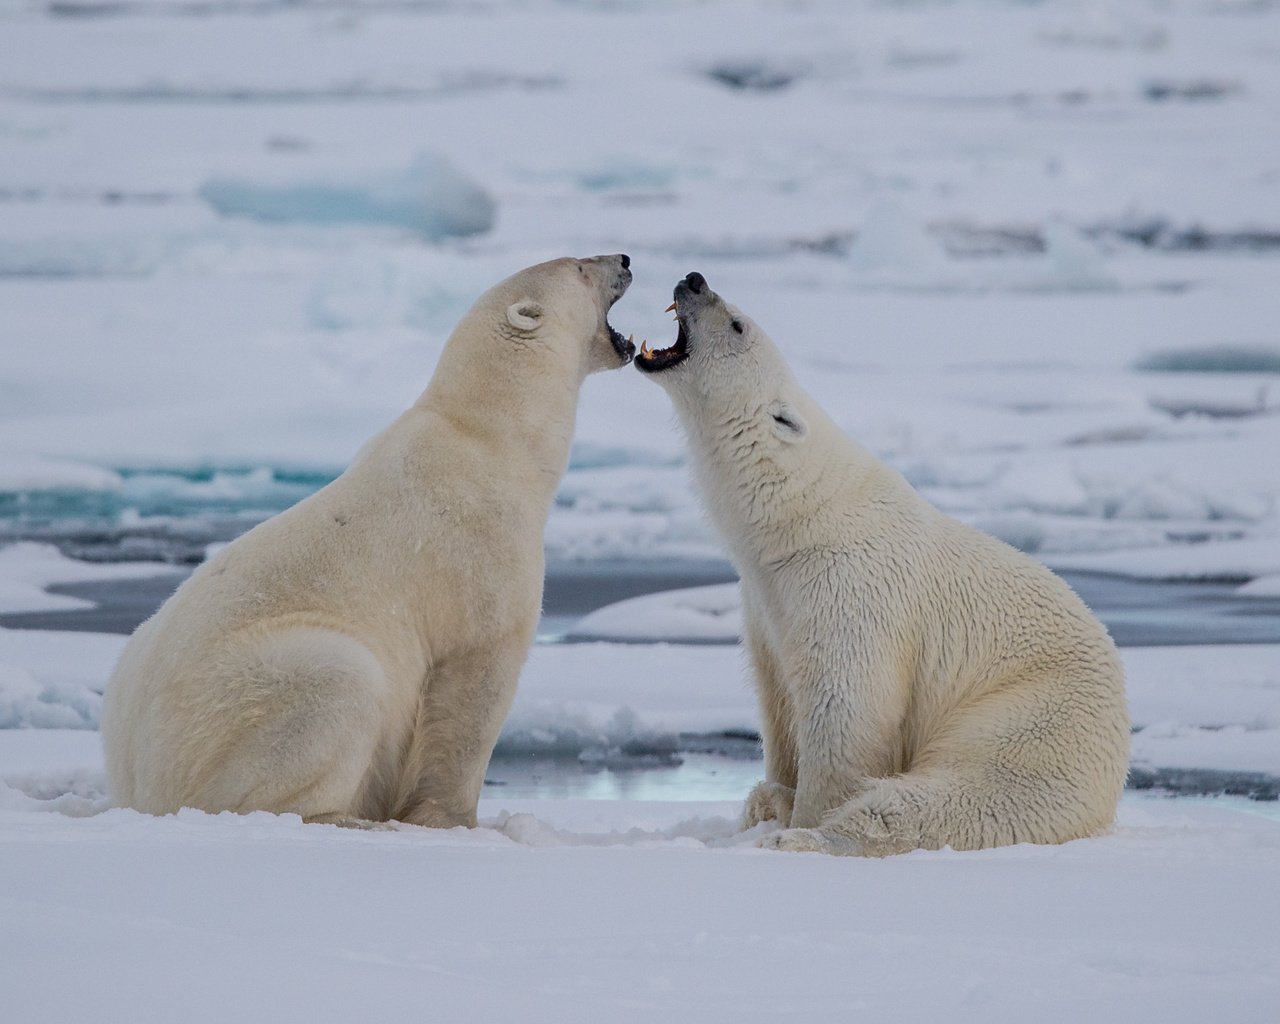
[664,302,677,313]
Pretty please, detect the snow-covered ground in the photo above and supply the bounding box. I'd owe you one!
[3,0,1280,1018]
[3,737,1280,1024]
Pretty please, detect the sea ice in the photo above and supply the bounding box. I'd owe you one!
[0,543,182,614]
[198,154,495,240]
[567,583,742,644]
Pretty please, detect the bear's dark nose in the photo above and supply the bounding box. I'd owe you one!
[685,272,706,295]
[619,253,631,269]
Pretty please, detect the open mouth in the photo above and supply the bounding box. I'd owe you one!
[634,303,690,374]
[609,322,636,363]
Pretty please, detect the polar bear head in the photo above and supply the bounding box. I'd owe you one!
[634,271,809,447]
[490,253,636,376]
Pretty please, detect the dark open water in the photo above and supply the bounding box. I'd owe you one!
[2,558,1277,648]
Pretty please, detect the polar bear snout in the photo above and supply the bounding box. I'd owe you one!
[633,271,717,375]
[609,256,633,304]
[584,253,632,301]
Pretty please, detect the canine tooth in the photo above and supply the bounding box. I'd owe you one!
[640,340,652,357]
[664,302,676,313]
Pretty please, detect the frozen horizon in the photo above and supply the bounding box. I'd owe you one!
[1,0,1278,581]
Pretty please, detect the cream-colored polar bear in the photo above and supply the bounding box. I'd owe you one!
[636,272,1129,856]
[102,255,635,826]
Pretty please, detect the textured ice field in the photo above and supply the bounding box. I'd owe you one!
[1,0,1278,574]
[4,617,1280,777]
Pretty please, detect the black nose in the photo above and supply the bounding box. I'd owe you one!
[619,253,630,269]
[684,272,706,294]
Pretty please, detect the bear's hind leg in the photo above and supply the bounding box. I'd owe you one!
[760,673,1130,857]
[178,627,397,821]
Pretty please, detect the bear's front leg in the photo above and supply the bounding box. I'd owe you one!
[742,780,796,829]
[756,827,862,856]
[787,655,908,829]
[397,638,530,829]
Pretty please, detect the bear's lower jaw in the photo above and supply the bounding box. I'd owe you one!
[608,324,636,364]
[635,320,690,374]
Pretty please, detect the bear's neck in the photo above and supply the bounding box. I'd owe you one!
[675,390,882,564]
[416,344,583,505]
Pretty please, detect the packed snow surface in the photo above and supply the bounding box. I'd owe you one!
[2,741,1279,1024]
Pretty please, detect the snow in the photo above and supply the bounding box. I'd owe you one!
[567,583,743,643]
[2,1,1280,1016]
[0,456,122,493]
[1240,574,1280,598]
[2,619,1279,1021]
[2,743,1279,1023]
[0,542,182,614]
[1048,535,1280,581]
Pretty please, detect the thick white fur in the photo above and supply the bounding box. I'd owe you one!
[101,255,633,826]
[640,275,1130,856]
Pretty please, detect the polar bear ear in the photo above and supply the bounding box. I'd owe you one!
[506,300,544,333]
[768,400,808,443]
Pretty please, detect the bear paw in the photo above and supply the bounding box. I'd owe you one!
[752,824,855,855]
[305,813,398,831]
[742,780,796,830]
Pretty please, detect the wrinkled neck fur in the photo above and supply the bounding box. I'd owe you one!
[672,383,879,558]
[417,324,584,495]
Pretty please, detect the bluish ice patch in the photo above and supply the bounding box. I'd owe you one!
[0,465,338,562]
[198,155,496,240]
[576,163,682,191]
[113,466,334,518]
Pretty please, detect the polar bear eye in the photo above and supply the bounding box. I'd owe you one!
[731,319,744,334]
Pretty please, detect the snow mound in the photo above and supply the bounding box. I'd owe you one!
[0,544,182,614]
[0,629,126,731]
[568,583,742,643]
[0,664,100,729]
[1049,535,1280,582]
[1239,574,1280,598]
[198,155,495,240]
[0,457,122,495]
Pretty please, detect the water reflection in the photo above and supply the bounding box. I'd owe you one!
[484,752,764,802]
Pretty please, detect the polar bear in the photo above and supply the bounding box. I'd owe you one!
[102,254,635,826]
[635,272,1130,856]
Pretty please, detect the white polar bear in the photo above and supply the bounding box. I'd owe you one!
[636,272,1130,856]
[101,255,635,827]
